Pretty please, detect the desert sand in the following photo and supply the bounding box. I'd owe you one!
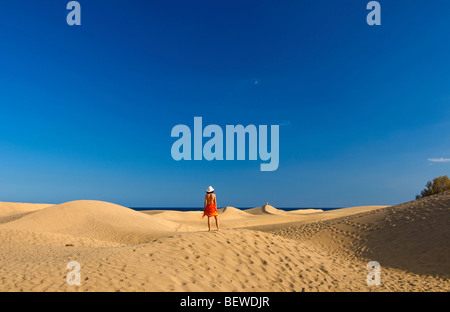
[0,192,448,292]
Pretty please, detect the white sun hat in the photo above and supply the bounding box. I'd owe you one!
[206,186,214,193]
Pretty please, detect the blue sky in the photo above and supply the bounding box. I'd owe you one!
[0,1,449,207]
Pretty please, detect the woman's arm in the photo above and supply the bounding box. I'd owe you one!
[204,195,207,209]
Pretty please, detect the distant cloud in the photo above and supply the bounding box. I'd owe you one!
[428,158,450,163]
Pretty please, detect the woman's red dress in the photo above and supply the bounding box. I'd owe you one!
[203,203,218,218]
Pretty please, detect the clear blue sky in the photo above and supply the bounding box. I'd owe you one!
[0,1,449,207]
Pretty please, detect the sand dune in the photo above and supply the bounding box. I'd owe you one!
[143,205,332,229]
[0,228,374,292]
[0,200,199,244]
[270,192,450,281]
[245,204,287,215]
[0,194,448,292]
[289,208,324,214]
[218,206,253,219]
[146,210,202,222]
[0,201,53,217]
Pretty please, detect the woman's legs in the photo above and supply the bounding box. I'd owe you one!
[214,216,220,230]
[207,216,212,231]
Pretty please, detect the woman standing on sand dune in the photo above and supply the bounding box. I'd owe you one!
[202,186,220,231]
